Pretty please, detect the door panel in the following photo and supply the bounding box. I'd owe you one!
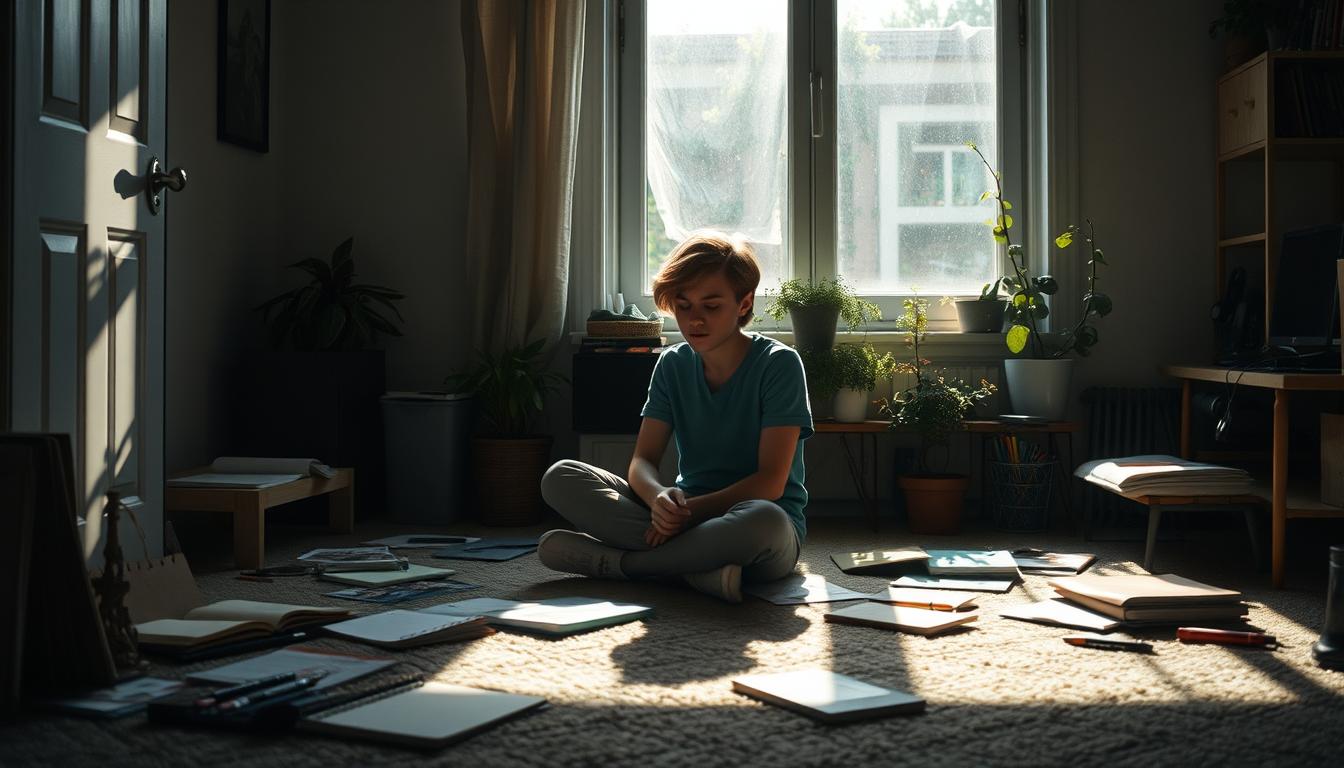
[15,0,167,561]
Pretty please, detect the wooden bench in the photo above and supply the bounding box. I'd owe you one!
[165,468,355,569]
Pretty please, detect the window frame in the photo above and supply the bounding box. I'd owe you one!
[615,0,1029,334]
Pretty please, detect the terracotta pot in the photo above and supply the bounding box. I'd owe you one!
[471,435,552,526]
[898,474,969,535]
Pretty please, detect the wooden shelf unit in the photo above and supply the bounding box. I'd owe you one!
[1215,51,1344,343]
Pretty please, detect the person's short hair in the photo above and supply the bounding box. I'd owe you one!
[651,231,761,327]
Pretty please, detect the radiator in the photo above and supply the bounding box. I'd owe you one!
[1080,385,1181,530]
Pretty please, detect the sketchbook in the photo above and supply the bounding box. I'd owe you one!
[422,597,652,637]
[732,670,925,723]
[299,680,547,750]
[829,547,928,575]
[924,549,1020,576]
[823,602,979,636]
[321,610,494,649]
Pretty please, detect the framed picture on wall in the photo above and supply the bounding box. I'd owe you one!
[217,0,270,152]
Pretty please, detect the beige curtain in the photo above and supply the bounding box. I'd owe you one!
[461,0,586,353]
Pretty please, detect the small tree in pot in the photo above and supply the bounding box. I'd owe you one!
[763,277,881,352]
[879,297,995,534]
[445,338,567,526]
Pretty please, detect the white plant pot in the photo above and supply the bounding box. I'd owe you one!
[1003,358,1073,420]
[833,388,871,423]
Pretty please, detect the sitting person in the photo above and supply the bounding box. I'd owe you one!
[538,231,813,602]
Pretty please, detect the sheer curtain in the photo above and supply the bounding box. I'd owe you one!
[460,0,587,352]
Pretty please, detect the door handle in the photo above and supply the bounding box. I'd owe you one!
[146,156,186,215]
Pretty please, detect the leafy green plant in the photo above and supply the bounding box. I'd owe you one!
[256,237,405,351]
[879,297,995,471]
[443,339,568,437]
[966,141,1112,359]
[976,277,1007,302]
[800,343,897,401]
[763,277,882,329]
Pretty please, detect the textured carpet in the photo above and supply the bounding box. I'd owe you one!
[4,516,1344,767]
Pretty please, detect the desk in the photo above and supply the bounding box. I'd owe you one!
[1163,364,1344,588]
[165,468,355,569]
[814,420,887,531]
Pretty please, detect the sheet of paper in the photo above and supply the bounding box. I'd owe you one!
[187,647,395,690]
[362,534,483,549]
[743,574,869,605]
[325,580,481,604]
[891,574,1015,593]
[999,598,1120,632]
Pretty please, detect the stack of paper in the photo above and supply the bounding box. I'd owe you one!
[1074,455,1253,498]
[1048,572,1247,624]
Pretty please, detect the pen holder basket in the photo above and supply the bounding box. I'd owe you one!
[988,460,1054,532]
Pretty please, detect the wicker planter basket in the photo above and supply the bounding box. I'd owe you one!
[586,318,663,338]
[471,436,553,526]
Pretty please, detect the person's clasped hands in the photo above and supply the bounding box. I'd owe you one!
[644,486,692,547]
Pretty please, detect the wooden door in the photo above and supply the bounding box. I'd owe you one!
[11,0,169,561]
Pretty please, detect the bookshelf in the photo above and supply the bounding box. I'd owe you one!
[1215,50,1344,344]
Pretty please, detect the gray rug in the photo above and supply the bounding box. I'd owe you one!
[5,516,1343,767]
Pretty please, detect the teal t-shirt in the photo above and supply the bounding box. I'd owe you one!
[640,333,814,542]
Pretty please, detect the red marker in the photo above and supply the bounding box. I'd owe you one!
[1176,627,1277,647]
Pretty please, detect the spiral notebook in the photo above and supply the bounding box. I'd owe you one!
[299,680,547,749]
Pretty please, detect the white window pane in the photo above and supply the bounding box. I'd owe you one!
[836,0,998,296]
[645,0,788,294]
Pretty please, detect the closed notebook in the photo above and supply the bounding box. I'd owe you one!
[422,597,652,637]
[1053,591,1248,623]
[868,587,978,612]
[731,670,925,724]
[823,602,978,636]
[300,680,547,750]
[318,563,456,587]
[830,547,928,574]
[321,610,494,649]
[135,600,351,649]
[1048,573,1242,607]
[999,598,1121,632]
[924,549,1019,576]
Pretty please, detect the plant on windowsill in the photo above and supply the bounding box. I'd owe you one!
[952,277,1009,333]
[763,277,881,353]
[800,343,898,423]
[879,296,996,535]
[444,338,568,526]
[967,140,1113,420]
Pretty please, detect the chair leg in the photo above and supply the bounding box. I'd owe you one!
[1144,505,1162,572]
[1243,506,1265,571]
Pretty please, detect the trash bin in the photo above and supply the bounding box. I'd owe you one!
[381,392,474,524]
[989,460,1054,532]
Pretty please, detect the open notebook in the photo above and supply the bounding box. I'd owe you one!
[299,680,547,749]
[135,600,352,652]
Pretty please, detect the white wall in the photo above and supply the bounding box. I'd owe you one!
[166,0,471,472]
[1071,0,1226,395]
[271,0,470,392]
[166,0,282,471]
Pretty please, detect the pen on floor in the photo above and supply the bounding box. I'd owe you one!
[1063,635,1154,653]
[1176,627,1277,647]
[195,672,298,708]
[214,672,327,713]
[235,574,273,583]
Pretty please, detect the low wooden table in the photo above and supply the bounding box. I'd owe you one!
[165,469,355,569]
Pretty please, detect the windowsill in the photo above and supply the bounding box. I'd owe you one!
[568,329,1014,358]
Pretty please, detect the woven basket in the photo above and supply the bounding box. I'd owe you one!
[586,318,663,338]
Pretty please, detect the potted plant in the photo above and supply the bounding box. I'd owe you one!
[241,237,407,520]
[967,141,1113,420]
[801,343,898,423]
[763,277,881,352]
[879,296,996,534]
[445,338,567,526]
[953,278,1008,333]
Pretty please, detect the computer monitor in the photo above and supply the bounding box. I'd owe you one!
[1268,224,1344,349]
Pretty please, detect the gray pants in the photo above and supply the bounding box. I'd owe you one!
[540,459,800,582]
